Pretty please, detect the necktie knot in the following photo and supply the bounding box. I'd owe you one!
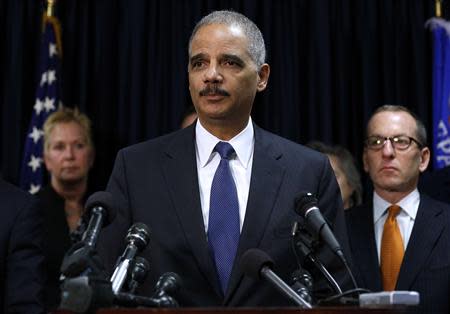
[215,142,235,160]
[387,205,402,220]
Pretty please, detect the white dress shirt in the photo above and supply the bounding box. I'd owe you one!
[195,118,254,233]
[373,189,420,263]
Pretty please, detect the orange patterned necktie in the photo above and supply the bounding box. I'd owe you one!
[380,205,404,291]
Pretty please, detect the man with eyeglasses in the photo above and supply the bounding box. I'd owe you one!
[345,105,450,314]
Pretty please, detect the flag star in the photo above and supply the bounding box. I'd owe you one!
[28,155,43,172]
[44,97,55,112]
[29,184,41,194]
[40,71,48,86]
[49,43,58,57]
[28,127,44,144]
[47,70,56,85]
[34,98,44,115]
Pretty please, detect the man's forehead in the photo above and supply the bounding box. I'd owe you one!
[368,111,416,133]
[193,23,246,42]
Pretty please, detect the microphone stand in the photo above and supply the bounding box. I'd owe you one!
[291,222,343,294]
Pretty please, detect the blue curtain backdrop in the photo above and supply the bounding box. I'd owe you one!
[1,0,449,190]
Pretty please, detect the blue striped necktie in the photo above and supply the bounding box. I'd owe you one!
[208,141,240,294]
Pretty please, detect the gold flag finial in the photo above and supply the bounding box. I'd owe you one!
[46,0,56,17]
[436,0,442,17]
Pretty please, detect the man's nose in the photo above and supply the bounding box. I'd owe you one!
[203,63,223,83]
[381,139,396,158]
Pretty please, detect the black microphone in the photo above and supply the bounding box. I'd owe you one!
[127,256,150,294]
[290,269,313,304]
[60,191,117,277]
[294,192,345,261]
[82,191,117,247]
[240,248,312,309]
[151,272,182,307]
[111,223,150,294]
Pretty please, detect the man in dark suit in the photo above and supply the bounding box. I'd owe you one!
[346,105,450,314]
[98,10,351,306]
[0,178,45,313]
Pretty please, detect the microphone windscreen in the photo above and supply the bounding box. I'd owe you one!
[157,272,183,293]
[85,191,117,225]
[294,192,318,217]
[240,248,274,280]
[126,222,151,249]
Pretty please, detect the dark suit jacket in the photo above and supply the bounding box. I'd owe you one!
[37,185,74,310]
[0,178,45,314]
[345,195,450,314]
[419,166,450,204]
[98,123,352,306]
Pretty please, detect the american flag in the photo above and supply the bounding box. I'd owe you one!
[20,15,62,194]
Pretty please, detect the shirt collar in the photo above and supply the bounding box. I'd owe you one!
[195,117,254,168]
[373,189,420,224]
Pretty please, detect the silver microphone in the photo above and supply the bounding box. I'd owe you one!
[110,223,150,294]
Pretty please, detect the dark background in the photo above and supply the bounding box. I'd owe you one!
[1,0,449,191]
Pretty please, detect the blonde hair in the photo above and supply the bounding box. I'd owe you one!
[43,107,93,152]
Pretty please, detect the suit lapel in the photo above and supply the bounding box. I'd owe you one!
[225,125,286,302]
[396,196,445,289]
[349,204,382,291]
[161,126,222,296]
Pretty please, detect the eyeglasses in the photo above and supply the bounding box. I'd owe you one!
[364,135,423,151]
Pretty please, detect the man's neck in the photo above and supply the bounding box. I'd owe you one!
[198,118,250,141]
[375,188,416,205]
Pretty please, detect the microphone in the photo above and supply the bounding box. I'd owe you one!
[60,191,117,277]
[151,272,182,307]
[127,256,150,294]
[290,269,313,304]
[82,191,118,247]
[294,192,345,261]
[111,223,150,294]
[240,248,312,309]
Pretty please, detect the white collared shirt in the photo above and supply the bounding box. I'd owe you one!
[373,189,420,264]
[195,118,254,233]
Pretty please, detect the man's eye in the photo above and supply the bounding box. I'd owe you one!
[394,137,409,145]
[191,61,204,69]
[223,60,242,68]
[369,138,382,145]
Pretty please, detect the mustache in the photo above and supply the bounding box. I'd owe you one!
[199,85,230,97]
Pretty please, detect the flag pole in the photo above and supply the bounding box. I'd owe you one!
[435,0,442,17]
[46,0,55,17]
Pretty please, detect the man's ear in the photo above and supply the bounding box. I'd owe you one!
[418,147,430,173]
[257,64,270,92]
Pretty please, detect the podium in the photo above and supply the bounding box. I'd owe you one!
[55,307,409,314]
